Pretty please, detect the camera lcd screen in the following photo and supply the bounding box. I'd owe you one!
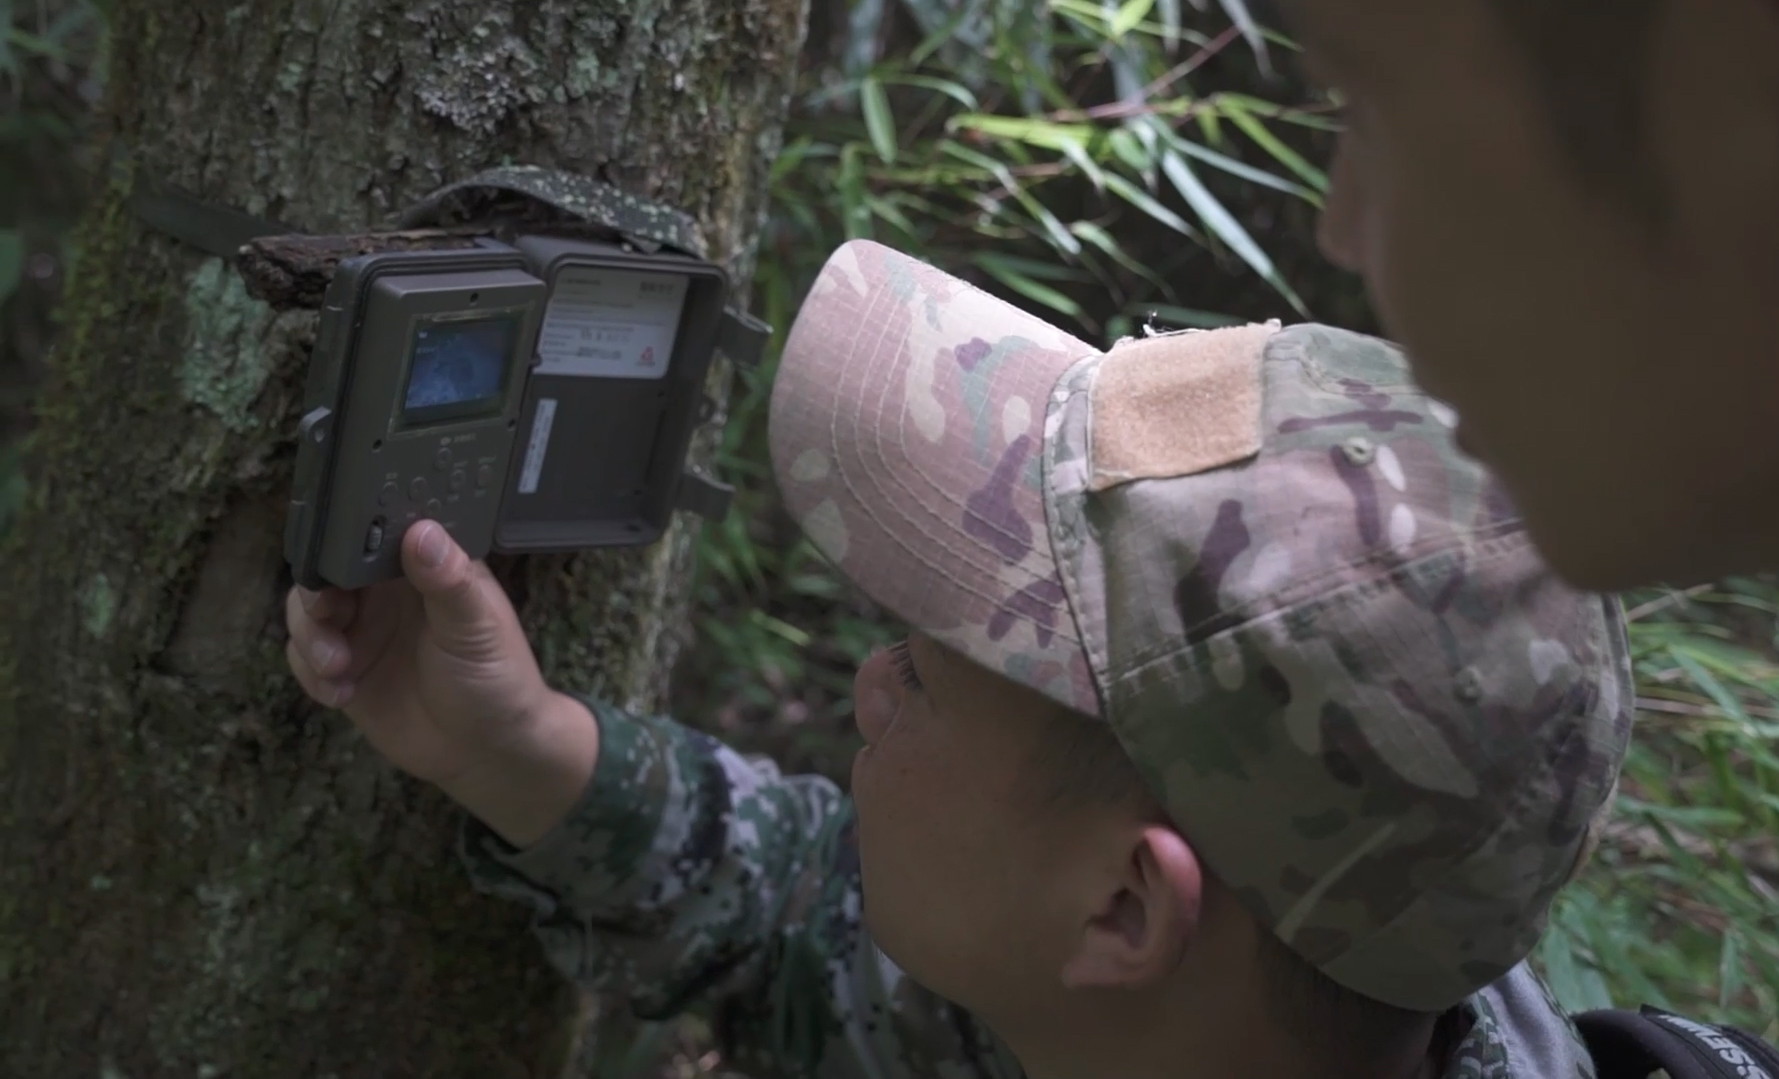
[401,314,520,424]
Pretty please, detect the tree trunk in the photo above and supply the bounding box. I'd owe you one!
[0,0,807,1074]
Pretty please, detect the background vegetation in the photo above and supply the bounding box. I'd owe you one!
[3,0,1773,1072]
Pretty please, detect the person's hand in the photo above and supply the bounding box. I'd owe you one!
[285,520,598,846]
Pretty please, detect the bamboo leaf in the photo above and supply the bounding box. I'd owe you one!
[1220,99,1329,192]
[1172,135,1319,202]
[837,144,873,240]
[939,138,1020,181]
[1106,127,1152,173]
[1720,931,1746,1012]
[1195,109,1223,148]
[969,253,1091,282]
[1540,925,1604,1012]
[883,73,979,110]
[1047,0,1113,32]
[1010,189,1082,257]
[947,113,1097,149]
[750,609,813,647]
[1056,136,1106,193]
[974,253,1085,321]
[1160,150,1307,315]
[1102,172,1200,240]
[1072,221,1171,294]
[1156,0,1182,49]
[1111,0,1157,40]
[865,195,917,235]
[1216,0,1269,68]
[860,76,898,164]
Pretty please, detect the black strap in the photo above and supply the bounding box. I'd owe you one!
[716,307,771,370]
[110,143,293,259]
[674,470,734,522]
[1576,1006,1779,1079]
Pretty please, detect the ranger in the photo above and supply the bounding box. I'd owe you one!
[288,241,1635,1079]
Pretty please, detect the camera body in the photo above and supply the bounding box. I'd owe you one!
[286,236,734,591]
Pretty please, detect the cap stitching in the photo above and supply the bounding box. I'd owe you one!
[832,448,1082,647]
[1278,324,1422,396]
[1040,353,1113,714]
[823,321,1084,648]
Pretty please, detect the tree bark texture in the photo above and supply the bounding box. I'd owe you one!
[0,0,807,1074]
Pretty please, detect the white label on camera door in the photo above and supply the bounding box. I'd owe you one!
[536,267,689,380]
[517,398,558,495]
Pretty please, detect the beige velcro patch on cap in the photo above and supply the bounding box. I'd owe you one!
[1088,323,1277,492]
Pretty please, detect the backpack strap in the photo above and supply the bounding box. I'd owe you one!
[1575,1006,1779,1079]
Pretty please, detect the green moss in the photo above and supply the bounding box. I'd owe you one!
[43,183,139,410]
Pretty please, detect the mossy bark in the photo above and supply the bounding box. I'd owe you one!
[0,0,807,1075]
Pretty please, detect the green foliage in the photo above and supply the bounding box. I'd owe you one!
[1539,580,1779,1037]
[0,0,103,93]
[780,0,1333,336]
[0,0,106,543]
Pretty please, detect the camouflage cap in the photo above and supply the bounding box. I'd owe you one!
[768,240,1633,1012]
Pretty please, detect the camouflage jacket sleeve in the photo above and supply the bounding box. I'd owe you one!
[458,694,1023,1079]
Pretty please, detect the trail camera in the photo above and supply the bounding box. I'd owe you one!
[282,170,765,591]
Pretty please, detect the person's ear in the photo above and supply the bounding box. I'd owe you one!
[1059,825,1203,990]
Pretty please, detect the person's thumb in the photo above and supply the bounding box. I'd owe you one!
[401,520,503,657]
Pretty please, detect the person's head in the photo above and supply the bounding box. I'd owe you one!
[1279,0,1779,591]
[769,241,1635,1079]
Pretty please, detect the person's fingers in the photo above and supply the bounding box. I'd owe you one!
[286,639,355,708]
[400,521,504,658]
[286,588,353,680]
[295,584,359,630]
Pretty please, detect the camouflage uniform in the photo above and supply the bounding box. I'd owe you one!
[463,240,1634,1078]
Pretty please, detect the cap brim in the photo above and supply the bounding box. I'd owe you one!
[769,241,1103,714]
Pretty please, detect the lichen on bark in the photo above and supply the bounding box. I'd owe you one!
[178,259,280,432]
[0,0,810,1074]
